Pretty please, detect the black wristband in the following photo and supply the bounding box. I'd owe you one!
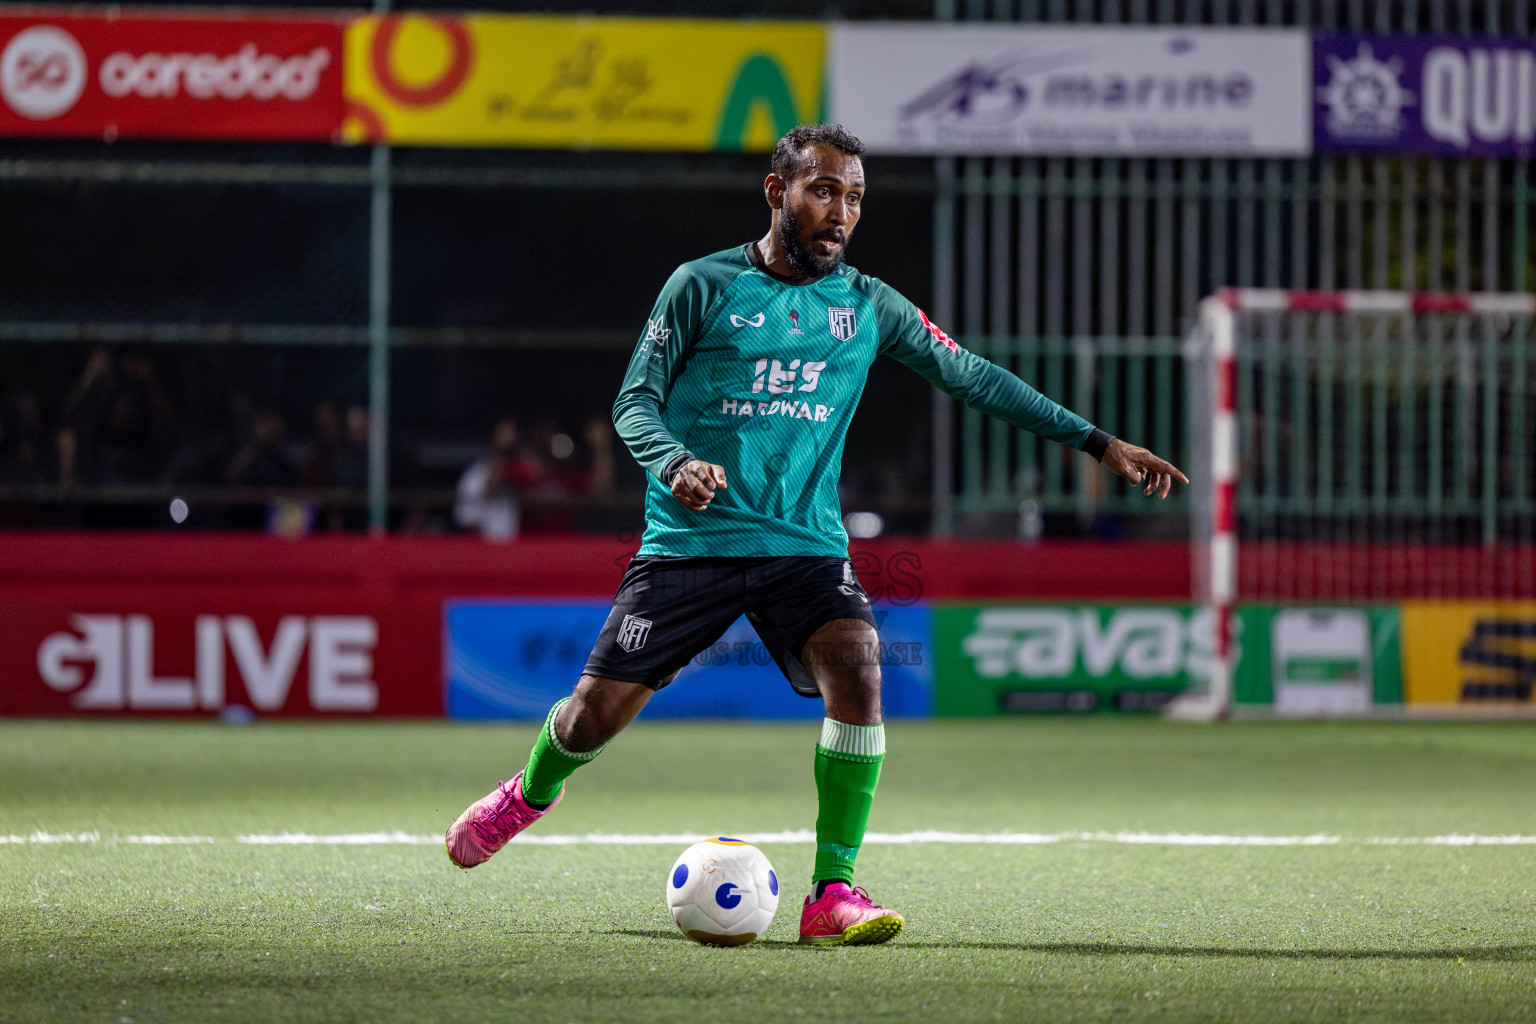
[1083,428,1114,463]
[663,453,694,486]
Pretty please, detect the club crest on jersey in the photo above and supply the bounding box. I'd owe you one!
[617,614,653,653]
[828,307,857,342]
[788,309,804,335]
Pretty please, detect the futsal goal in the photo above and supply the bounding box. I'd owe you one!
[1173,288,1536,720]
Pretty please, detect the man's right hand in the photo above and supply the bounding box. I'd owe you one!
[670,459,728,511]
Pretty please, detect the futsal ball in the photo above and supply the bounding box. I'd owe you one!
[665,837,779,946]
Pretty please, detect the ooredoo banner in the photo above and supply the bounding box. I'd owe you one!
[829,25,1312,156]
[0,13,344,140]
[1315,35,1536,156]
[341,15,824,150]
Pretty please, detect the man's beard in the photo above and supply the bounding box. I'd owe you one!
[777,204,847,280]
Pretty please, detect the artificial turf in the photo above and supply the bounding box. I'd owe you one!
[1,718,1533,1023]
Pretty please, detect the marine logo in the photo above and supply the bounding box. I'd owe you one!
[828,307,857,342]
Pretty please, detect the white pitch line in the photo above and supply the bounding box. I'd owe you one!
[3,830,1536,847]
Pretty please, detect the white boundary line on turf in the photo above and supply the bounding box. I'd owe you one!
[5,830,1536,847]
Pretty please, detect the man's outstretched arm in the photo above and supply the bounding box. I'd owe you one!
[875,290,1187,497]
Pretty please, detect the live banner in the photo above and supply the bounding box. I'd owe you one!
[0,13,345,140]
[342,15,824,151]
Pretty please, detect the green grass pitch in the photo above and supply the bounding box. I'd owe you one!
[2,718,1534,1023]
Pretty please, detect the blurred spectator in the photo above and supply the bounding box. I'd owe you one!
[0,392,52,486]
[225,410,292,487]
[336,404,370,490]
[298,401,342,487]
[54,347,175,488]
[455,417,535,541]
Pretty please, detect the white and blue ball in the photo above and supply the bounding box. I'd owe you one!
[665,837,779,946]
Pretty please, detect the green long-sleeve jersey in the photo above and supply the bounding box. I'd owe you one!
[613,243,1105,557]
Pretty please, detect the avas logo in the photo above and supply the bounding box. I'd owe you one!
[751,357,826,395]
[99,44,331,101]
[962,607,1216,682]
[36,615,378,712]
[0,25,87,120]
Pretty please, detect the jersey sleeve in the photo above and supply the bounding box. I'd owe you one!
[871,279,1105,453]
[611,262,718,483]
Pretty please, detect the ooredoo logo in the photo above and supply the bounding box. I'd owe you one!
[99,44,332,101]
[0,25,87,120]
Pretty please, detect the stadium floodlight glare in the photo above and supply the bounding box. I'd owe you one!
[1171,288,1536,722]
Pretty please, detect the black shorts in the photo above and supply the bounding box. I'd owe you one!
[583,556,876,697]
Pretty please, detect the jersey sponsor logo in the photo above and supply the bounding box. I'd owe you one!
[729,312,765,328]
[788,309,804,335]
[751,357,825,394]
[644,317,671,345]
[917,308,959,354]
[617,613,653,653]
[720,397,834,422]
[828,307,858,342]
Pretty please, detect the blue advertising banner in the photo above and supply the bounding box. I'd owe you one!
[1315,34,1536,156]
[444,600,934,720]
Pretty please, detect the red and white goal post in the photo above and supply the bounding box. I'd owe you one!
[1171,288,1536,721]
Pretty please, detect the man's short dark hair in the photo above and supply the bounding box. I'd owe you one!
[771,123,866,182]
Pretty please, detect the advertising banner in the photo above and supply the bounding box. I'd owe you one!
[343,15,823,150]
[1401,601,1536,706]
[1231,606,1402,712]
[1315,35,1536,156]
[932,605,1212,715]
[1,599,440,716]
[445,601,933,720]
[0,13,344,141]
[829,25,1310,156]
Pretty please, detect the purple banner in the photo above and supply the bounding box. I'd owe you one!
[1315,34,1536,156]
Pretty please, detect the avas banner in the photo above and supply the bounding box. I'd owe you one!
[1315,35,1536,156]
[933,605,1214,715]
[829,25,1311,156]
[1231,606,1402,714]
[1401,601,1536,706]
[342,15,824,150]
[445,601,933,719]
[0,13,344,140]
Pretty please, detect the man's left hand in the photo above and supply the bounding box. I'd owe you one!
[1102,438,1189,499]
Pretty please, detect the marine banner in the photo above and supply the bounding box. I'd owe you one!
[1315,35,1536,156]
[343,14,824,150]
[0,12,345,141]
[932,605,1213,715]
[829,24,1311,156]
[1401,602,1536,707]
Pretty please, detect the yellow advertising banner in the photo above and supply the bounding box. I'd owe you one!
[1400,601,1536,706]
[342,15,824,150]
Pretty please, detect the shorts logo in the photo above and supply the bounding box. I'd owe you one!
[828,307,857,342]
[617,614,653,653]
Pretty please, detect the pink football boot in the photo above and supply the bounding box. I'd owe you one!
[444,771,561,868]
[798,882,905,945]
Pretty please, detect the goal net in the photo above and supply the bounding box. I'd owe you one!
[1176,289,1536,720]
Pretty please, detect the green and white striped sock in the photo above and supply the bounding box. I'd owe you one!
[812,718,885,886]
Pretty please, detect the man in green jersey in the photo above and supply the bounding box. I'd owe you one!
[446,124,1187,946]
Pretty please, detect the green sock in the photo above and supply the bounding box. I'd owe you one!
[520,698,602,806]
[812,718,885,886]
